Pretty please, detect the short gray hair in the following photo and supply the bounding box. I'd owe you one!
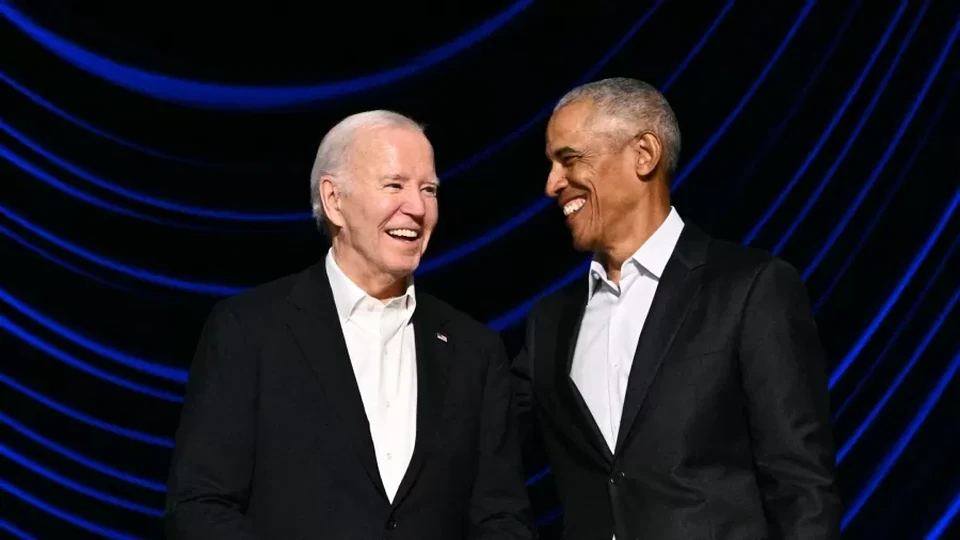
[310,110,425,230]
[554,77,681,176]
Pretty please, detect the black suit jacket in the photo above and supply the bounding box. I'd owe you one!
[166,261,534,540]
[514,224,841,540]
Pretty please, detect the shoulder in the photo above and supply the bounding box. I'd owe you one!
[705,237,803,288]
[204,265,310,327]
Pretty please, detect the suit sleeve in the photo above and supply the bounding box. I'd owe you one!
[165,303,260,540]
[468,335,536,540]
[739,258,843,539]
[510,314,537,450]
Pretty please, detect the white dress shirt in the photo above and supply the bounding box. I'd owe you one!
[326,250,418,503]
[570,207,685,454]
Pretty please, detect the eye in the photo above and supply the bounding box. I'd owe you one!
[385,183,403,191]
[422,184,439,197]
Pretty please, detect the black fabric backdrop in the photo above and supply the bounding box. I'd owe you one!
[1,1,959,538]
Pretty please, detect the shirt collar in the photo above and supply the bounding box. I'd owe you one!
[588,206,685,292]
[325,249,416,323]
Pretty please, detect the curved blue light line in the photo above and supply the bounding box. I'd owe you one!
[0,286,186,383]
[0,117,309,222]
[0,315,183,402]
[0,203,246,296]
[525,467,552,487]
[0,519,37,540]
[832,234,960,422]
[837,282,960,463]
[830,186,960,387]
[0,411,166,492]
[421,0,736,273]
[0,372,175,447]
[841,346,960,530]
[671,0,818,190]
[802,13,960,273]
[0,1,533,109]
[0,443,164,517]
[0,141,223,230]
[488,259,590,331]
[0,69,214,166]
[731,0,862,194]
[926,488,960,539]
[0,478,141,540]
[813,70,958,311]
[441,0,669,181]
[742,0,910,245]
[771,1,944,255]
[0,222,132,292]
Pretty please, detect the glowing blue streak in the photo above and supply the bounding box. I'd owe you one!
[0,1,533,109]
[0,411,166,492]
[421,1,732,272]
[742,0,910,245]
[0,203,245,296]
[0,69,212,165]
[732,0,862,193]
[671,0,817,190]
[771,2,940,255]
[0,519,37,540]
[813,71,958,311]
[0,142,218,230]
[0,315,183,401]
[802,13,960,273]
[0,117,309,222]
[0,286,186,382]
[837,283,960,463]
[830,187,960,387]
[841,346,960,529]
[926,488,960,539]
[832,234,960,422]
[0,478,141,540]
[0,372,175,447]
[488,259,590,330]
[0,223,132,292]
[0,444,163,517]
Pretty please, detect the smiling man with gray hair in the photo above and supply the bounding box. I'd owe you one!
[166,110,534,540]
[513,78,841,539]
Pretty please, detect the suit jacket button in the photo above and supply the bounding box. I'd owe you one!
[386,519,397,530]
[610,471,624,484]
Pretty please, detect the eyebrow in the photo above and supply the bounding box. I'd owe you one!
[381,174,440,185]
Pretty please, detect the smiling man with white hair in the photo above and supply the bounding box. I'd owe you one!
[166,110,534,540]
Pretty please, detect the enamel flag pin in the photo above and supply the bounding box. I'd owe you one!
[436,333,448,342]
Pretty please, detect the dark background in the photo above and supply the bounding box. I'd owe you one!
[2,1,959,538]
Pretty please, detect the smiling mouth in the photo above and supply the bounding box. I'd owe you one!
[386,228,421,242]
[562,197,586,217]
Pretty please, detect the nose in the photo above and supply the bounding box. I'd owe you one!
[545,162,567,198]
[401,185,427,218]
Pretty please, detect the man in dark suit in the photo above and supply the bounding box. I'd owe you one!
[513,78,842,539]
[166,110,533,539]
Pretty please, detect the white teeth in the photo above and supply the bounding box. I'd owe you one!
[387,228,419,239]
[563,198,586,216]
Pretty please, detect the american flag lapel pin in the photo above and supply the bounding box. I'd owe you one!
[436,332,448,342]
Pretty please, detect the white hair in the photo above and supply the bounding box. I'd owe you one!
[555,77,682,176]
[309,110,425,231]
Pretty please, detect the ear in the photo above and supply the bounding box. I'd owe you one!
[632,131,662,179]
[319,175,346,229]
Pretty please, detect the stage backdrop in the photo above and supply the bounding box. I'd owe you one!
[2,1,959,538]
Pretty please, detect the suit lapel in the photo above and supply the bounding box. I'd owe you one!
[553,281,614,466]
[391,298,450,508]
[614,225,709,455]
[285,262,388,500]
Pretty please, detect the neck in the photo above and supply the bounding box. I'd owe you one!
[599,198,671,284]
[331,242,407,301]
